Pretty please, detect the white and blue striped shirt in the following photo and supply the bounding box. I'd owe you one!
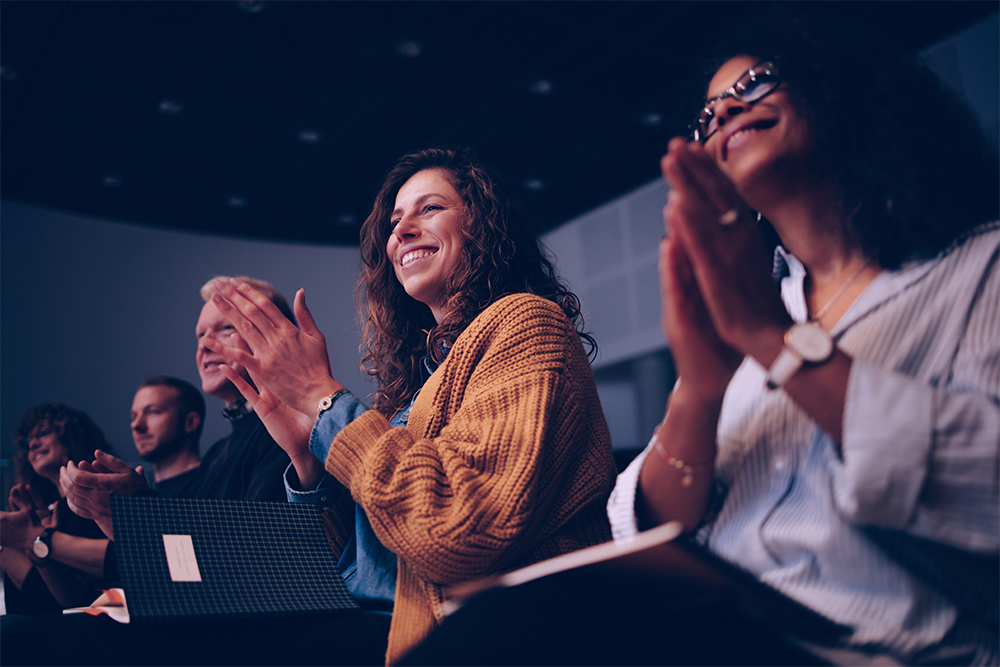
[609,221,999,665]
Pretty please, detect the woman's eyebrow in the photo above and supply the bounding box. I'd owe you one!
[392,193,445,219]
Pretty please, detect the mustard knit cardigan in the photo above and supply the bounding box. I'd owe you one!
[322,293,616,664]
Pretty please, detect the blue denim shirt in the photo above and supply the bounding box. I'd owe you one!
[284,355,440,611]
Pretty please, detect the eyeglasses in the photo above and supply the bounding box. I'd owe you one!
[694,61,781,143]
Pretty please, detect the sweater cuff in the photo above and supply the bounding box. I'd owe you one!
[325,410,395,491]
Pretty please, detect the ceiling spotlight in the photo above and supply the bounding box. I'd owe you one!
[641,112,663,127]
[529,79,553,95]
[523,178,545,192]
[0,66,19,81]
[102,175,122,188]
[395,40,423,58]
[337,214,357,226]
[298,130,322,145]
[158,99,184,115]
[235,0,266,13]
[227,196,247,209]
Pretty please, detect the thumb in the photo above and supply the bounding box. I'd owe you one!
[135,465,144,477]
[294,288,322,338]
[94,450,134,473]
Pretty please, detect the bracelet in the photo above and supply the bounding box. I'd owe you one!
[315,389,350,421]
[652,433,713,487]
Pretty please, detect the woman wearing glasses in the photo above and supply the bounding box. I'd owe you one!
[608,19,999,667]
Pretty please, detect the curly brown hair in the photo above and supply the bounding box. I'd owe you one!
[13,403,115,504]
[357,147,595,417]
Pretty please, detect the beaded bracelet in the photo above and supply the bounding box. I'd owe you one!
[652,434,713,487]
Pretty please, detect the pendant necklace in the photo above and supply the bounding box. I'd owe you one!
[810,259,872,323]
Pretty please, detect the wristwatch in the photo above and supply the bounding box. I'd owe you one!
[31,528,55,565]
[766,322,834,389]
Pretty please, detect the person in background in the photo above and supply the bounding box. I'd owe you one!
[0,404,114,612]
[131,375,205,497]
[60,276,294,538]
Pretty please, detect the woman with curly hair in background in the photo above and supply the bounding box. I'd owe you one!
[2,404,115,613]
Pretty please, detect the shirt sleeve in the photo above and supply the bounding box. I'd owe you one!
[832,357,1000,553]
[282,390,369,503]
[831,249,1000,554]
[606,439,654,543]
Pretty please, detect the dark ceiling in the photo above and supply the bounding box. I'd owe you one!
[2,1,997,246]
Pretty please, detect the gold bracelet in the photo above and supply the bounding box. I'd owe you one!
[652,434,713,487]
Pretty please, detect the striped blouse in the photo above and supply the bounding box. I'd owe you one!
[608,221,999,665]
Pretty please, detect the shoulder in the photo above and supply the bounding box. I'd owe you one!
[933,220,999,267]
[472,293,574,332]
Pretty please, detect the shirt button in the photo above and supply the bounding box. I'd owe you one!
[320,496,329,503]
[774,458,786,471]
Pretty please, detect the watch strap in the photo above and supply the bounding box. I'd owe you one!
[766,347,803,389]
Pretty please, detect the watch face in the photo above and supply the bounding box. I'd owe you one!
[33,540,50,559]
[788,324,834,361]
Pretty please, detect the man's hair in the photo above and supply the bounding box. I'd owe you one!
[138,376,207,443]
[200,275,297,326]
[691,8,999,269]
[357,147,595,417]
[13,404,115,504]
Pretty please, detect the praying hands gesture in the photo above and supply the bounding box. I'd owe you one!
[201,279,346,488]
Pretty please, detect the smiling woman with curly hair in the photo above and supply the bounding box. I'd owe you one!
[203,146,616,664]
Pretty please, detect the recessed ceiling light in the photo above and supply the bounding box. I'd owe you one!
[529,79,553,95]
[395,40,422,58]
[0,66,19,81]
[227,196,247,209]
[102,175,122,188]
[298,130,322,145]
[641,112,663,127]
[523,178,545,192]
[337,214,357,226]
[159,100,184,115]
[235,0,266,13]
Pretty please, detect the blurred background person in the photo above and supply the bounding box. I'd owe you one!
[1,404,114,613]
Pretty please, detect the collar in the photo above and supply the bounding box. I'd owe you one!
[221,397,254,421]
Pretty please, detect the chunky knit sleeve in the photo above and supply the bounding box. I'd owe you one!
[323,293,614,586]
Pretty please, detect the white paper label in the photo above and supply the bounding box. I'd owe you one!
[162,534,202,582]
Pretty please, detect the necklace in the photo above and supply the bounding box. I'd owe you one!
[810,258,872,322]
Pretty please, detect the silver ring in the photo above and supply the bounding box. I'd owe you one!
[719,208,739,225]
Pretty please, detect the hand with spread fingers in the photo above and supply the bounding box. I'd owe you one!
[660,138,791,364]
[214,359,323,487]
[201,279,345,419]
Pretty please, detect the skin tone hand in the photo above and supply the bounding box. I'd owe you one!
[640,138,793,532]
[60,451,147,539]
[0,511,40,553]
[215,357,324,488]
[202,280,345,418]
[663,138,856,443]
[660,138,792,362]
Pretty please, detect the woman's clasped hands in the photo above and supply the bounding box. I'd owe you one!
[659,138,791,398]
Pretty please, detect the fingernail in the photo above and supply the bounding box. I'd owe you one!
[213,278,229,292]
[230,278,246,289]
